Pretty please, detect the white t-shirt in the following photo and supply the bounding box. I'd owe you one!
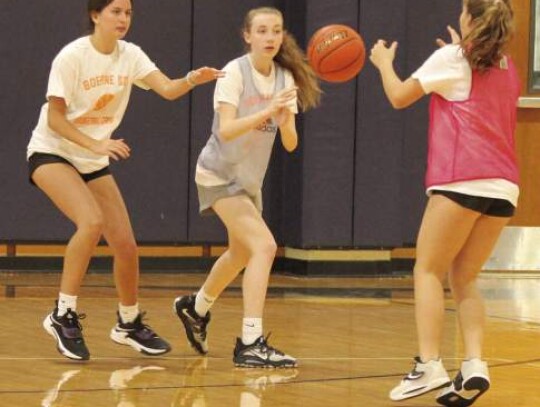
[213,54,297,112]
[27,36,158,173]
[196,55,298,187]
[411,44,519,206]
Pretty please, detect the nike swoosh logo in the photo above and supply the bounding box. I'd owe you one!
[251,350,269,360]
[404,385,427,394]
[406,371,424,380]
[182,309,197,323]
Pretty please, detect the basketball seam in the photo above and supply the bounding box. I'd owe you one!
[318,40,364,74]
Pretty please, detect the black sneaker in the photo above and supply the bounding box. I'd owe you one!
[233,334,297,368]
[174,295,210,355]
[110,312,171,356]
[43,307,90,361]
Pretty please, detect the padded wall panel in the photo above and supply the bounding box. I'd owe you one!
[353,0,407,247]
[115,0,192,242]
[298,0,360,247]
[1,1,90,241]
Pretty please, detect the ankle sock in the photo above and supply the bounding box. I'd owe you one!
[194,289,216,317]
[119,303,139,324]
[57,293,77,317]
[242,318,263,345]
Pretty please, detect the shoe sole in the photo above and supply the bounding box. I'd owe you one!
[436,377,490,407]
[390,377,452,401]
[109,329,171,356]
[173,298,208,355]
[234,362,298,369]
[42,314,89,361]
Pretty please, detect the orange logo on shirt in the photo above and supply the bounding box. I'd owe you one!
[93,94,115,111]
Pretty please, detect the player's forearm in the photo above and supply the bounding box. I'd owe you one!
[219,108,274,142]
[47,109,97,151]
[378,62,408,109]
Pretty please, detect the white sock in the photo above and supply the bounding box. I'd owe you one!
[57,293,77,317]
[119,303,139,324]
[242,318,263,345]
[194,288,216,317]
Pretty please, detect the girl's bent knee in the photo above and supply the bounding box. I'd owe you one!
[112,238,138,259]
[77,218,104,238]
[258,240,277,259]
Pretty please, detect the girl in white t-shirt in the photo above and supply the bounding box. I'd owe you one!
[174,7,321,368]
[33,0,223,361]
[370,1,518,405]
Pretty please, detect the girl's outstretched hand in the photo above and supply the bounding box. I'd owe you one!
[436,25,461,47]
[369,40,398,70]
[189,67,225,85]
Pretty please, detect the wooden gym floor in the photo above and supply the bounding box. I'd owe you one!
[0,272,538,406]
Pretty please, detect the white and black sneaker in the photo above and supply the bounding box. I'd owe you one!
[173,295,210,355]
[110,312,171,356]
[390,357,451,401]
[233,335,297,368]
[43,307,90,361]
[436,359,490,406]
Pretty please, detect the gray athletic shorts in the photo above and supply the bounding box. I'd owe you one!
[196,183,262,216]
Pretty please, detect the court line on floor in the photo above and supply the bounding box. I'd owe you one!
[1,357,539,395]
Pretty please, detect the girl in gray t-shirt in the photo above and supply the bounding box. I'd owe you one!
[174,6,321,368]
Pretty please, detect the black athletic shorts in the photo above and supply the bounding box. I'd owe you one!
[431,190,515,218]
[28,152,111,185]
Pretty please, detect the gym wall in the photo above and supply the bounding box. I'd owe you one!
[0,1,460,248]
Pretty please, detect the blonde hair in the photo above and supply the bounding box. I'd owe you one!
[462,0,514,71]
[243,7,321,111]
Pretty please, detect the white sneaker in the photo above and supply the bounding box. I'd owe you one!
[436,359,490,406]
[390,357,451,401]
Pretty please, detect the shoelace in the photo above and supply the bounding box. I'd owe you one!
[128,312,157,336]
[256,333,285,356]
[403,358,423,381]
[58,309,86,340]
[63,308,86,330]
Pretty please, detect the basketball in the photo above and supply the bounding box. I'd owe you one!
[307,24,366,83]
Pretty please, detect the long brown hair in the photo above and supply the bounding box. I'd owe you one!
[462,0,514,71]
[243,7,321,111]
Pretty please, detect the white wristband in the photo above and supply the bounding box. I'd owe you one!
[186,71,197,87]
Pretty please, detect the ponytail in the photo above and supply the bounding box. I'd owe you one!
[275,32,321,111]
[462,0,514,71]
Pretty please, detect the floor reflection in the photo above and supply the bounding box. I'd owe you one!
[479,275,540,323]
[41,369,82,407]
[171,358,299,407]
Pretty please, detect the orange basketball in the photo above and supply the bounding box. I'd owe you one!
[307,24,366,83]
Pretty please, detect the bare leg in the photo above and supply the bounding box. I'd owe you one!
[414,195,480,361]
[87,175,138,306]
[449,215,509,359]
[211,195,277,318]
[32,164,104,295]
[201,232,250,298]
